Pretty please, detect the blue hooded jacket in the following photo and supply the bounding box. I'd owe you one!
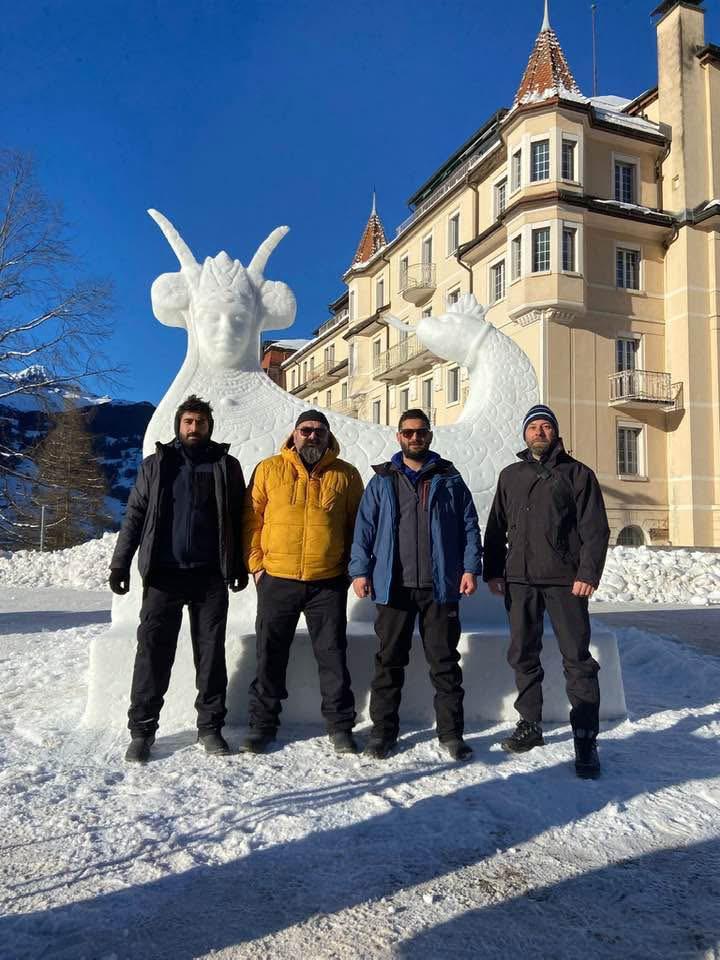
[349,457,483,604]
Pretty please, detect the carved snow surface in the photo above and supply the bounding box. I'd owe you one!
[85,215,626,730]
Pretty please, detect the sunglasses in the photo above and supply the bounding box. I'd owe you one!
[400,428,430,439]
[298,426,328,438]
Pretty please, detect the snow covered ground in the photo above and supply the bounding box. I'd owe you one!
[1,541,720,958]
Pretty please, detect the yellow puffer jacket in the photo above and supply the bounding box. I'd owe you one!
[243,435,364,581]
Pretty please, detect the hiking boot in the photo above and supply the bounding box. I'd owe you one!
[363,732,397,760]
[574,736,601,779]
[500,720,544,753]
[239,730,277,754]
[124,735,154,764]
[439,737,473,762]
[329,731,359,755]
[198,731,231,756]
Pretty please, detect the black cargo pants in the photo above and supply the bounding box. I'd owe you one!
[128,568,229,737]
[505,582,600,733]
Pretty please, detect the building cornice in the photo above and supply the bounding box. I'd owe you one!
[503,96,668,146]
[697,43,720,67]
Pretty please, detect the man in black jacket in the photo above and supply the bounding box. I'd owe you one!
[109,395,248,763]
[483,404,610,778]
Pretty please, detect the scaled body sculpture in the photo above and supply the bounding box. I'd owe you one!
[85,212,626,732]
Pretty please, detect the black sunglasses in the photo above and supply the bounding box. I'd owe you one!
[400,428,430,439]
[298,425,328,438]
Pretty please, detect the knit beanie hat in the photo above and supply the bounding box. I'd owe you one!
[522,404,559,438]
[295,409,330,429]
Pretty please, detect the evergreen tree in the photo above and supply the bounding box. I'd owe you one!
[18,402,109,550]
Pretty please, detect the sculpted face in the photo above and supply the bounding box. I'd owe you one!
[193,293,257,368]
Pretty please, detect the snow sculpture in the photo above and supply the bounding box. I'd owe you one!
[85,212,625,735]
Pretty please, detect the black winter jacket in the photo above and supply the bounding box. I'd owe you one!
[483,439,609,587]
[110,440,248,587]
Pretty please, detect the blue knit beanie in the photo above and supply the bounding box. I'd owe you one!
[522,404,559,438]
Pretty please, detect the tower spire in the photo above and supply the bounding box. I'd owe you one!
[371,188,377,215]
[542,0,551,31]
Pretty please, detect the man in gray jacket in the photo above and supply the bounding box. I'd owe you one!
[109,395,247,763]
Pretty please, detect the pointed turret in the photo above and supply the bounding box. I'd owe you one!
[352,193,387,266]
[513,1,584,108]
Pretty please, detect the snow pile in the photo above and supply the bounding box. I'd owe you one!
[594,546,720,605]
[0,532,116,590]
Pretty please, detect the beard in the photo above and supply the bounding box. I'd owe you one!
[400,440,429,463]
[528,439,551,459]
[299,444,324,465]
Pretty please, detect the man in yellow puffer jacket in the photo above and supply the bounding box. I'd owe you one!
[241,410,364,755]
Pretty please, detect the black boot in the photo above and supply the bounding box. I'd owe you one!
[363,731,397,760]
[240,729,277,754]
[329,731,359,754]
[198,731,231,756]
[500,720,544,753]
[574,734,600,779]
[125,735,155,764]
[439,737,473,762]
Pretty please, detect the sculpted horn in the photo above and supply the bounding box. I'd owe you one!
[383,313,417,333]
[147,209,199,271]
[248,226,290,279]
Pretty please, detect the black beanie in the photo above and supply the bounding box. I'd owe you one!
[295,409,330,429]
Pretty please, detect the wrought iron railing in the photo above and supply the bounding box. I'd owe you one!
[399,263,436,296]
[609,369,674,404]
[317,309,349,337]
[373,335,431,376]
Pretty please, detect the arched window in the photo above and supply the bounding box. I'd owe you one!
[617,525,644,546]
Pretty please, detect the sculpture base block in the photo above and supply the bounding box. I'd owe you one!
[85,615,626,732]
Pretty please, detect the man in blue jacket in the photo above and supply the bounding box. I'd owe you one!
[350,408,482,761]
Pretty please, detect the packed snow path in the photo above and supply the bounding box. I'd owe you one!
[1,585,719,959]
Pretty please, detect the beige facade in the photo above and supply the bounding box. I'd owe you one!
[282,0,720,547]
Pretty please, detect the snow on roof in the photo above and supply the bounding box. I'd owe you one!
[513,18,583,108]
[592,105,662,136]
[590,94,632,111]
[268,339,309,350]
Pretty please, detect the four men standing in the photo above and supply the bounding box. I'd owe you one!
[112,396,610,778]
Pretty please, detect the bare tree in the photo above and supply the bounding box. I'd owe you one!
[0,149,117,543]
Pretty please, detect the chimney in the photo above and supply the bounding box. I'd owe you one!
[654,0,707,211]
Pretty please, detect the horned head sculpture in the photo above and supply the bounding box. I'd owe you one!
[148,209,297,371]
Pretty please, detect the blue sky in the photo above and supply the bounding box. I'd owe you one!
[4,0,719,403]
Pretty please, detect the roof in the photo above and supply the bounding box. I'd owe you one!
[513,9,583,108]
[352,196,387,266]
[651,0,704,19]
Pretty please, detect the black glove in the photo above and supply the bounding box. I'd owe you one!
[228,571,249,593]
[109,569,130,595]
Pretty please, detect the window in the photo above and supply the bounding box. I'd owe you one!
[447,367,460,404]
[302,361,307,382]
[511,150,522,191]
[325,390,332,407]
[447,288,460,307]
[617,525,644,546]
[422,378,433,413]
[341,381,348,401]
[349,289,355,321]
[422,307,432,318]
[562,226,577,272]
[372,338,382,369]
[511,235,522,281]
[348,342,355,374]
[530,140,550,182]
[614,161,636,204]
[617,424,643,476]
[447,213,460,255]
[328,344,335,365]
[422,235,433,265]
[490,260,506,303]
[561,139,576,181]
[532,227,551,272]
[617,248,640,289]
[399,256,409,290]
[616,337,638,372]
[494,178,507,218]
[400,387,409,411]
[291,369,296,389]
[376,277,384,309]
[372,399,381,424]
[309,356,315,373]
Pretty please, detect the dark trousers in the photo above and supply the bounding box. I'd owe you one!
[249,574,355,733]
[369,586,464,741]
[505,582,600,733]
[128,568,229,737]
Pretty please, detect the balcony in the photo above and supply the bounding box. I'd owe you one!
[373,335,435,382]
[302,359,344,392]
[609,370,682,411]
[316,308,349,337]
[400,263,436,305]
[329,398,359,418]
